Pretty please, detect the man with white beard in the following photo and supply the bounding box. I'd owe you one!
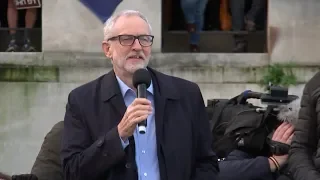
[60,10,219,180]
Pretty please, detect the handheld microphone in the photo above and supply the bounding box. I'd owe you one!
[132,68,152,134]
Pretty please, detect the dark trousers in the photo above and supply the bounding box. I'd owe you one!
[229,0,266,46]
[229,0,266,31]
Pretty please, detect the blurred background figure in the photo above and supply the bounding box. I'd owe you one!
[180,0,208,52]
[229,0,266,52]
[5,0,38,52]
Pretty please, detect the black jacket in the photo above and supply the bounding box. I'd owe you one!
[288,71,320,180]
[61,67,219,180]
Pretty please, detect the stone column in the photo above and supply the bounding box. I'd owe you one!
[268,0,320,65]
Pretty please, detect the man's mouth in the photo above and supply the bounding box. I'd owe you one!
[128,55,143,60]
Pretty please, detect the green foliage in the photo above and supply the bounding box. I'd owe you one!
[259,63,297,91]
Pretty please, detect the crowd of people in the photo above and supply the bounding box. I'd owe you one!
[0,7,319,180]
[178,0,267,52]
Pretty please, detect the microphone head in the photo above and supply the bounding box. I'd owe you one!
[277,97,301,125]
[132,68,152,89]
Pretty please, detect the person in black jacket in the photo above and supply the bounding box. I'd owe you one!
[61,9,218,180]
[288,71,320,180]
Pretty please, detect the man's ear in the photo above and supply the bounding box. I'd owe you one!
[102,41,112,59]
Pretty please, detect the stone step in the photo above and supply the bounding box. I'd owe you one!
[0,52,270,68]
[0,28,42,52]
[162,31,267,53]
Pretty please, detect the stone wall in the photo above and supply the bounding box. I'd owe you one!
[39,0,320,65]
[43,0,161,53]
[268,0,320,65]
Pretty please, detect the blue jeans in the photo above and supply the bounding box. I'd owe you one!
[180,0,208,45]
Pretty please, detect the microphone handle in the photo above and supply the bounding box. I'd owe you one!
[137,84,147,134]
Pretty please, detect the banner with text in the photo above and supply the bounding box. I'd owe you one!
[15,0,42,10]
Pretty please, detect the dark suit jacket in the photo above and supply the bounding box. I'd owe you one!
[61,67,219,180]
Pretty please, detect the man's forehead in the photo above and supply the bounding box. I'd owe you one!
[113,15,149,33]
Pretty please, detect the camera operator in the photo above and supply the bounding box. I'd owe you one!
[208,87,300,180]
[218,122,294,180]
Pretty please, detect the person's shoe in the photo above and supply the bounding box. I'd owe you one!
[22,43,36,52]
[5,40,18,52]
[189,44,200,52]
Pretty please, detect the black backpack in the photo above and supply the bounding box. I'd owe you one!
[206,93,275,159]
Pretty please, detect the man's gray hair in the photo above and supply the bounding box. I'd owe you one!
[103,10,152,41]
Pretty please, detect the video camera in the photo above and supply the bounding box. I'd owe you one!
[207,84,299,159]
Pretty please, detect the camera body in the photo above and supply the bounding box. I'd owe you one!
[207,84,299,158]
[262,85,296,105]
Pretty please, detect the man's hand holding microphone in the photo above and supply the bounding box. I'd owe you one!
[118,98,152,141]
[117,68,152,141]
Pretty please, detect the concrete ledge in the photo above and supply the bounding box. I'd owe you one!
[0,52,318,84]
[1,64,319,84]
[0,65,59,82]
[0,52,270,68]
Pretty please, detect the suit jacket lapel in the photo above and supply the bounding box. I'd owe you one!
[148,67,180,180]
[154,90,166,146]
[148,68,180,133]
[101,70,127,125]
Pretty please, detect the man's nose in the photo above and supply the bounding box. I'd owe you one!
[132,39,142,50]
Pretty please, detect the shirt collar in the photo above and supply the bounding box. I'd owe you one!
[116,75,154,97]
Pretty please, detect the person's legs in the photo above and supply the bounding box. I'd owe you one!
[229,0,245,31]
[246,0,265,22]
[180,0,197,32]
[229,0,247,52]
[189,0,208,52]
[22,8,37,52]
[6,0,18,52]
[245,0,266,31]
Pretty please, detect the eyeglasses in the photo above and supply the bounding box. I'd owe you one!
[108,35,154,47]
